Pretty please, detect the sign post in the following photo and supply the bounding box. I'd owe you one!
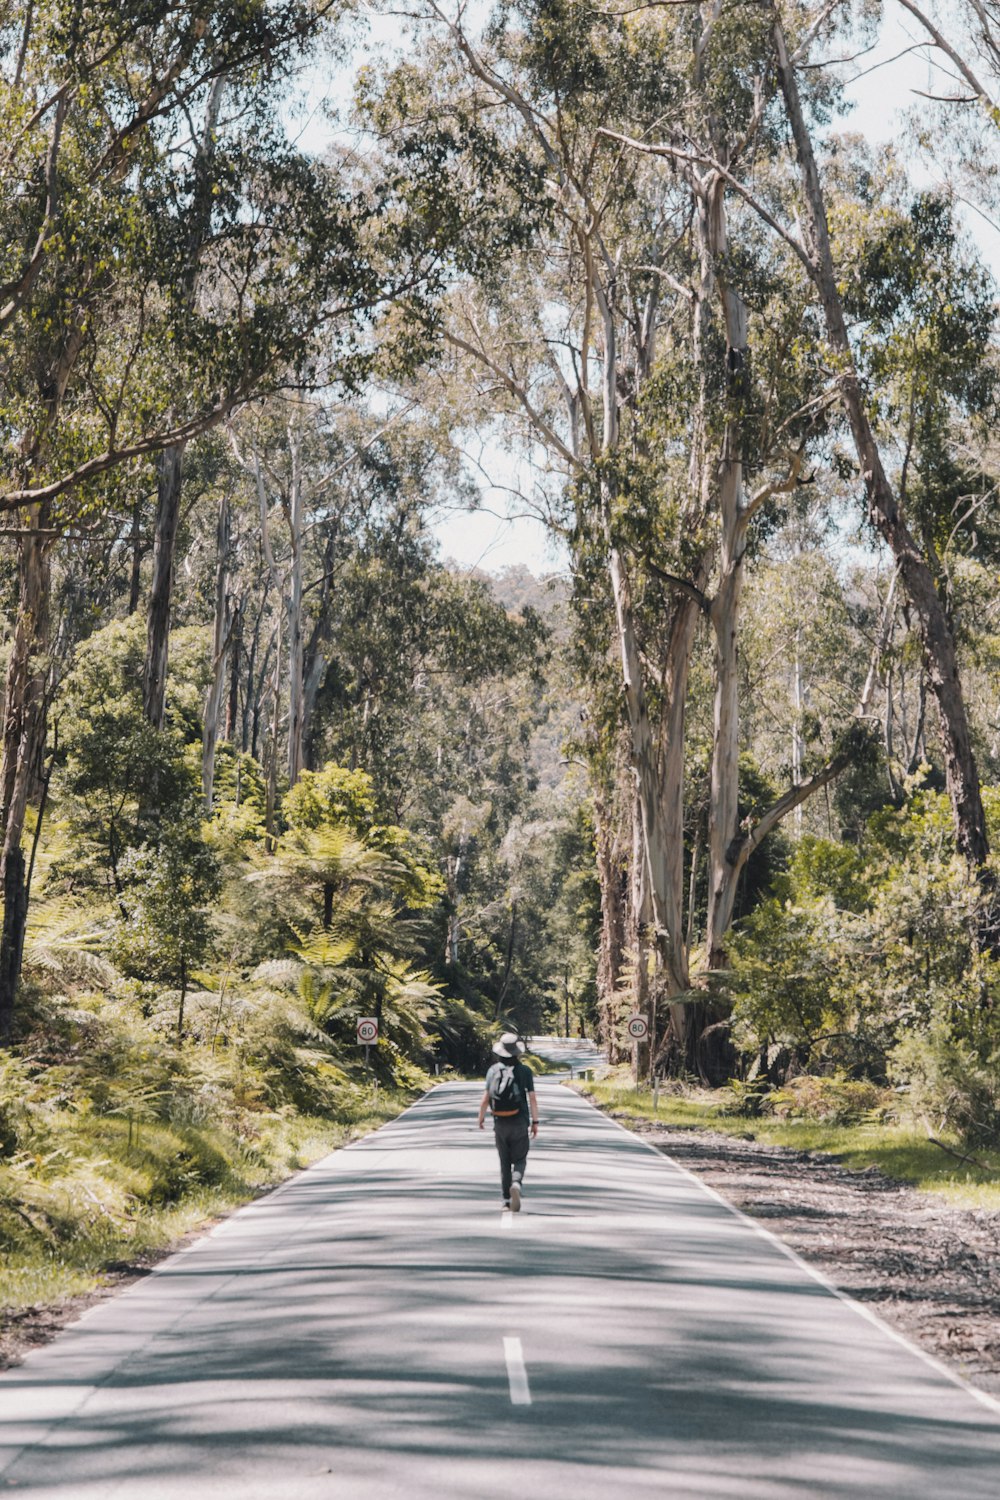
[357,1016,378,1074]
[627,1014,649,1090]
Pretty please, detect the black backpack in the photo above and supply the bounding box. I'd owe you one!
[489,1062,524,1114]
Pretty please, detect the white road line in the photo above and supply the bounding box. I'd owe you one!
[578,1090,1000,1423]
[503,1336,532,1405]
[500,1213,512,1230]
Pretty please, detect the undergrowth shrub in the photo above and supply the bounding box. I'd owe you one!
[767,1075,893,1125]
[728,796,1000,1138]
[0,974,427,1285]
[0,1054,40,1157]
[717,1073,894,1124]
[891,1027,1000,1145]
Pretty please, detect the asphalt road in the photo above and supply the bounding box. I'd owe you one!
[528,1034,608,1075]
[1,1082,999,1499]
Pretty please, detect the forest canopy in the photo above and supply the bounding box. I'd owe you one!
[4,0,1000,1235]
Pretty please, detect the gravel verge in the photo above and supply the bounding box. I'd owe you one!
[616,1114,1000,1397]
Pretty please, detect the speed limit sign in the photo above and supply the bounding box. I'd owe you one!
[357,1017,379,1045]
[626,1014,649,1042]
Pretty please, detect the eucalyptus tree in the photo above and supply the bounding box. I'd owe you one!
[212,395,479,830]
[367,0,864,1070]
[367,4,701,1058]
[0,0,449,1032]
[767,3,996,875]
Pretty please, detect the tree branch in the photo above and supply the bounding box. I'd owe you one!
[597,127,816,276]
[647,561,711,614]
[0,93,68,332]
[742,448,806,528]
[726,742,855,876]
[444,328,579,469]
[894,0,994,107]
[0,391,249,511]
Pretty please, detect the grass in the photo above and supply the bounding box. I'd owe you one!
[575,1069,1000,1209]
[0,1085,420,1316]
[520,1049,568,1076]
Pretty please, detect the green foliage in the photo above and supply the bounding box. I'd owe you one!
[284,766,378,835]
[207,746,269,848]
[0,1053,39,1158]
[719,1074,892,1125]
[0,984,423,1310]
[891,1027,1000,1146]
[729,785,1000,1140]
[429,997,495,1073]
[58,620,192,876]
[111,831,220,1011]
[776,836,869,913]
[582,1073,1000,1206]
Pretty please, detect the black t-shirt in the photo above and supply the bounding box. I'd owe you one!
[485,1059,534,1121]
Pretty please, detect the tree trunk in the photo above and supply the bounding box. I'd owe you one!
[142,444,182,728]
[142,78,225,731]
[705,508,743,968]
[0,512,51,1034]
[704,169,750,971]
[286,427,305,787]
[609,540,707,1072]
[244,587,269,756]
[792,623,804,827]
[445,826,468,966]
[264,616,282,850]
[301,652,326,771]
[495,896,517,1018]
[226,597,242,742]
[177,958,187,1044]
[301,525,339,767]
[128,497,143,614]
[593,788,627,1062]
[201,492,232,809]
[628,783,655,1077]
[609,543,693,995]
[773,16,988,868]
[0,848,27,1037]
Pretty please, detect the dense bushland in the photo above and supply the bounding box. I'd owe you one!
[7,0,1000,1324]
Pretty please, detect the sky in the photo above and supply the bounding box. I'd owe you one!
[301,3,996,577]
[432,504,565,577]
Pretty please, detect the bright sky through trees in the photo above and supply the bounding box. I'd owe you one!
[304,0,1000,575]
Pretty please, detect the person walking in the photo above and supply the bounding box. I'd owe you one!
[478,1032,539,1212]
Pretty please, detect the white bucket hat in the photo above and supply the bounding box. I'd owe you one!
[492,1032,525,1059]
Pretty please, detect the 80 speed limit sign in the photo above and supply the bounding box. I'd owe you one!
[626,1014,649,1042]
[357,1017,379,1045]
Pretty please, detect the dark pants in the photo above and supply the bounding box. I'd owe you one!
[493,1114,530,1200]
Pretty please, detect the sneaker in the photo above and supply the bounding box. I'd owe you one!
[510,1182,521,1214]
[502,1199,511,1210]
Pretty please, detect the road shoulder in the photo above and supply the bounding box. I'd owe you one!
[595,1105,1000,1398]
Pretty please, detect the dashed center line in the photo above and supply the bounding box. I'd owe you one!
[503,1336,532,1406]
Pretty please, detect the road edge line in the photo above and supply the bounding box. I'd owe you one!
[569,1087,1000,1424]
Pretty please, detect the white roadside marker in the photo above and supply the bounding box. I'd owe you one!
[503,1337,532,1406]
